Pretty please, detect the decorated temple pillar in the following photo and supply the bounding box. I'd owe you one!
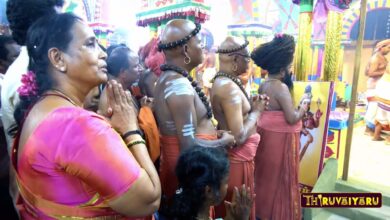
[323,0,350,81]
[64,0,114,47]
[0,0,10,34]
[294,0,314,81]
[90,0,114,47]
[323,11,343,81]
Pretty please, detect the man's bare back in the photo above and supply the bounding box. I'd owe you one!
[259,79,307,125]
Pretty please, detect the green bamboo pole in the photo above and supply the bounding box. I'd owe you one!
[342,0,367,180]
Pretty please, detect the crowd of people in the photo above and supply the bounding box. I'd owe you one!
[0,1,311,220]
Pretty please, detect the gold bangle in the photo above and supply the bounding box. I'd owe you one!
[126,140,146,148]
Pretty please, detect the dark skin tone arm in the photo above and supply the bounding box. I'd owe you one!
[365,56,384,77]
[167,93,234,151]
[218,83,264,146]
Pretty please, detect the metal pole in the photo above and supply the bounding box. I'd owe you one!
[342,0,368,180]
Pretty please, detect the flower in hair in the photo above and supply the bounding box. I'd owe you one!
[17,71,38,97]
[275,33,284,38]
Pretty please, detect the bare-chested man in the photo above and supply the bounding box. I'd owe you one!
[210,36,267,220]
[153,19,235,201]
[364,40,390,138]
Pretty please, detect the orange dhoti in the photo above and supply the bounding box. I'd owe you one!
[214,133,260,220]
[138,106,160,163]
[159,134,217,199]
[255,111,302,220]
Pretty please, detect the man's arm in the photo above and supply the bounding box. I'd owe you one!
[166,78,233,151]
[365,56,382,77]
[219,83,260,146]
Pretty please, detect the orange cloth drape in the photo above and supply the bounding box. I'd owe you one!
[255,111,302,220]
[138,106,160,163]
[159,134,217,198]
[214,133,260,220]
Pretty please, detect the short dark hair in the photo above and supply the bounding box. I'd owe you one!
[168,146,230,220]
[6,0,65,45]
[251,34,295,75]
[0,35,16,60]
[107,43,127,57]
[107,46,131,77]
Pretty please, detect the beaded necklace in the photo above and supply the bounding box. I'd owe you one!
[216,40,249,54]
[213,72,250,102]
[158,23,201,51]
[160,64,213,119]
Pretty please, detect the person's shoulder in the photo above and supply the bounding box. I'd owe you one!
[371,53,381,62]
[164,76,194,95]
[51,107,105,124]
[269,82,289,99]
[157,72,187,88]
[213,77,235,90]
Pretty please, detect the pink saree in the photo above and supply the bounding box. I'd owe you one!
[12,107,142,219]
[255,111,302,220]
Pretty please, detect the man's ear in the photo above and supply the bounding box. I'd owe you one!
[48,48,67,72]
[183,44,189,54]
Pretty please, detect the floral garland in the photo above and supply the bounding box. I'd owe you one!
[17,71,38,97]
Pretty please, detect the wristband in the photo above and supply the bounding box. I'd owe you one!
[126,140,146,148]
[122,130,143,139]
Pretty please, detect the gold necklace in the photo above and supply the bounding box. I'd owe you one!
[46,89,79,106]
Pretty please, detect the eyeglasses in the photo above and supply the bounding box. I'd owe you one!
[228,53,251,62]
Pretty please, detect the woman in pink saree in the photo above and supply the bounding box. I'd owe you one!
[11,13,160,219]
[250,34,309,220]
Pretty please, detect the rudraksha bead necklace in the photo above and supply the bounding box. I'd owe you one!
[160,64,213,119]
[213,72,250,102]
[216,40,249,54]
[158,23,201,51]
